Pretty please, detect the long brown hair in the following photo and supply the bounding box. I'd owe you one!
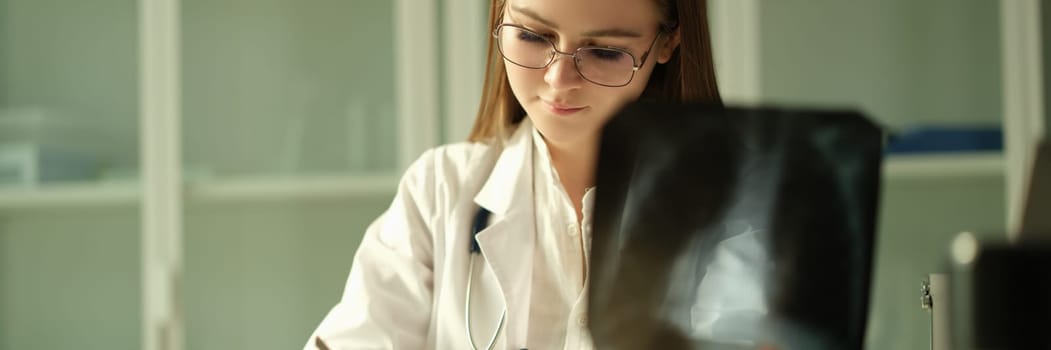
[467,0,722,143]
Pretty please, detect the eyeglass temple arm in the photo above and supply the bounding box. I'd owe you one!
[635,31,665,70]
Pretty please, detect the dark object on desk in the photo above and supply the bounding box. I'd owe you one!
[970,243,1051,349]
[947,239,1051,350]
[588,103,883,350]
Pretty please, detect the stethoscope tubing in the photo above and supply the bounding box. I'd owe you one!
[465,251,506,350]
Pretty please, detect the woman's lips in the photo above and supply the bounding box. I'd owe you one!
[542,100,587,116]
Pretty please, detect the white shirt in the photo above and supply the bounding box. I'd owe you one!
[527,128,596,350]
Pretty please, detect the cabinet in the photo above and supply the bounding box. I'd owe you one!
[0,0,486,349]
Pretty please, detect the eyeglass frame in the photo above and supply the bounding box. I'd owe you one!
[491,23,666,87]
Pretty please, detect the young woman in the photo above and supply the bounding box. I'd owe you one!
[308,0,721,348]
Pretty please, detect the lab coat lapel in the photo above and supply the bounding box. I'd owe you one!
[473,119,536,347]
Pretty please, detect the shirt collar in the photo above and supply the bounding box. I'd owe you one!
[531,127,564,188]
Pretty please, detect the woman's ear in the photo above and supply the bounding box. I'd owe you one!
[656,28,680,64]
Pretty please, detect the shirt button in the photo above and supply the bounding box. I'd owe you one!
[577,316,588,326]
[567,223,578,236]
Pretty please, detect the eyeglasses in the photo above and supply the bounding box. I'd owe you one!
[493,23,663,87]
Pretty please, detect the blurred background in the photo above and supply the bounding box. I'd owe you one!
[0,0,1045,349]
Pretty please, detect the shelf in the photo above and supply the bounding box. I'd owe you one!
[0,182,140,209]
[0,153,1005,210]
[189,173,399,202]
[0,173,400,210]
[883,152,1004,180]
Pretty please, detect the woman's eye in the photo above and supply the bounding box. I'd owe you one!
[589,49,626,61]
[517,30,547,43]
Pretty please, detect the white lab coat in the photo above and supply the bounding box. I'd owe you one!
[306,119,540,349]
[305,119,767,349]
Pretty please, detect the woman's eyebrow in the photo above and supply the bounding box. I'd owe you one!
[510,6,643,38]
[511,6,559,29]
[582,28,643,38]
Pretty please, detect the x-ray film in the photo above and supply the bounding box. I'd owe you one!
[588,103,883,350]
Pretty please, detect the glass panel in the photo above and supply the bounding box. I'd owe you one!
[0,0,141,348]
[0,0,140,184]
[753,1,1004,349]
[0,209,141,349]
[183,199,389,349]
[758,0,1002,130]
[181,1,401,348]
[181,0,398,179]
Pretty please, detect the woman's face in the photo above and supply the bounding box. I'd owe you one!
[501,0,677,147]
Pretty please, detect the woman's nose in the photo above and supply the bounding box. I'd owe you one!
[544,52,584,90]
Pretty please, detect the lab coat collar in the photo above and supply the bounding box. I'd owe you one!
[473,118,534,215]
